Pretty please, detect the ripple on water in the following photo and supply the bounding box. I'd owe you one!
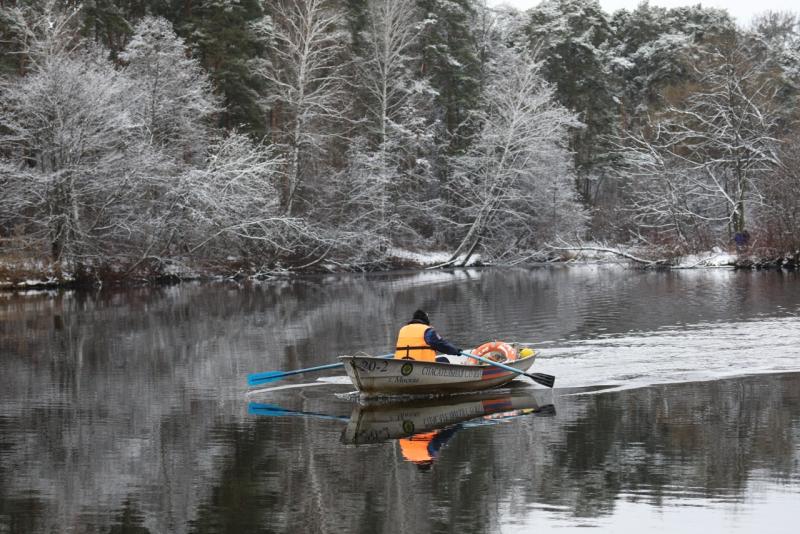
[534,316,800,390]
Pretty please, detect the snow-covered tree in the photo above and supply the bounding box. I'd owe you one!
[120,16,220,161]
[416,0,482,152]
[0,0,82,75]
[756,136,800,250]
[609,2,737,127]
[175,132,309,262]
[359,0,422,146]
[0,45,167,263]
[346,0,437,242]
[616,33,782,247]
[749,11,800,121]
[444,46,584,265]
[525,0,617,188]
[256,0,349,215]
[0,6,290,270]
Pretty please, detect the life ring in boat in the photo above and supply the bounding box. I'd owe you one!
[468,341,518,365]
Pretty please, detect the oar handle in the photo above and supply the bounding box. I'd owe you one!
[271,362,343,378]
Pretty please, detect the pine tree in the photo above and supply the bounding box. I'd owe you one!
[120,16,219,160]
[525,0,618,201]
[415,0,481,152]
[180,0,268,134]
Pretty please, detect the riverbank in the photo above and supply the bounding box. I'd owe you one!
[1,245,798,290]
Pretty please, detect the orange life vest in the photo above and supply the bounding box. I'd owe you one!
[398,432,437,464]
[394,323,436,361]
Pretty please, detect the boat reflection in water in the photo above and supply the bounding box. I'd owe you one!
[342,392,555,468]
[249,390,554,468]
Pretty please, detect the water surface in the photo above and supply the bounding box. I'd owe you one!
[1,266,799,533]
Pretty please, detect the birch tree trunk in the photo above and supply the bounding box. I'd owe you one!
[257,0,349,215]
[359,0,427,230]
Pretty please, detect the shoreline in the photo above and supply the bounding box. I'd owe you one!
[2,248,798,291]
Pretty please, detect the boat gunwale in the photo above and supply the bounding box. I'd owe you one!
[339,353,536,369]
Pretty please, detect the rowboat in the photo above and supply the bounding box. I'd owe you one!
[338,352,537,396]
[341,390,555,445]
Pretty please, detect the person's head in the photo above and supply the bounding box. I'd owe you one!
[412,309,430,325]
[519,347,535,358]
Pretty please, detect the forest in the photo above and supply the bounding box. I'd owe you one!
[1,0,799,281]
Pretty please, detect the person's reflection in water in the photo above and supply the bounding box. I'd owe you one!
[398,425,461,470]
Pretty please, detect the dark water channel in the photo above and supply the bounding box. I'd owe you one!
[1,266,799,533]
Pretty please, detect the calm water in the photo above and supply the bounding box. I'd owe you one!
[1,266,800,533]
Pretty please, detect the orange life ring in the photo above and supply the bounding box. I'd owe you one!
[468,341,518,365]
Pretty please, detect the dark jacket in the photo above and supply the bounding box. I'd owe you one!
[407,319,461,356]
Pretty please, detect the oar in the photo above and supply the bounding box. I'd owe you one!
[246,381,333,395]
[247,353,393,387]
[248,402,349,421]
[459,351,556,388]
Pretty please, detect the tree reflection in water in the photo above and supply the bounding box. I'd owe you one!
[2,269,800,532]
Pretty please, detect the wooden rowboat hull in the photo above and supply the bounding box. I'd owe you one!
[338,354,536,396]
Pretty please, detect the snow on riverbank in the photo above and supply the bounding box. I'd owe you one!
[673,248,737,268]
[555,243,759,269]
[386,248,482,267]
[0,245,794,291]
[0,258,73,290]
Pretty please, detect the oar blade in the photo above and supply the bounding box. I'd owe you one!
[248,403,293,416]
[461,350,555,388]
[533,404,557,416]
[247,371,287,387]
[247,354,392,388]
[248,402,350,421]
[527,372,555,388]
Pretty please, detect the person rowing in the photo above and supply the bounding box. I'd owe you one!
[394,309,462,363]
